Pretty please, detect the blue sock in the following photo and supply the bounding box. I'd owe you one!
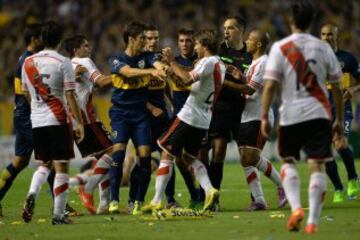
[338,147,358,180]
[109,151,125,202]
[177,161,198,201]
[326,160,344,191]
[0,164,20,202]
[135,156,151,202]
[128,165,140,203]
[165,167,176,203]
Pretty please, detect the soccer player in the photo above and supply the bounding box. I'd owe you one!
[226,29,286,210]
[261,0,344,233]
[108,21,167,215]
[207,16,252,208]
[0,24,43,217]
[320,23,360,203]
[21,21,84,224]
[64,34,114,214]
[142,29,225,212]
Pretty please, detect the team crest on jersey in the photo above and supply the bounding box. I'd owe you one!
[111,130,117,140]
[112,59,121,68]
[138,60,145,69]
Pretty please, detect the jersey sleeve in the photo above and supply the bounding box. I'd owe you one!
[145,52,160,67]
[248,59,266,90]
[84,58,101,83]
[347,54,360,79]
[62,58,76,91]
[326,45,343,83]
[21,63,29,91]
[263,43,283,82]
[110,54,128,73]
[189,58,212,82]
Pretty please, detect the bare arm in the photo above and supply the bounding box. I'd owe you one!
[260,80,279,138]
[95,75,112,88]
[23,90,31,104]
[331,82,344,138]
[223,80,256,95]
[169,61,194,84]
[66,90,84,142]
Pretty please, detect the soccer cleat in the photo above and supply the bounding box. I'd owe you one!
[166,201,182,209]
[127,201,135,215]
[287,208,304,232]
[204,188,220,211]
[132,201,143,215]
[65,203,83,217]
[347,179,359,199]
[333,190,345,203]
[141,202,163,213]
[52,215,74,225]
[246,201,267,211]
[96,205,109,215]
[22,193,36,223]
[304,223,317,234]
[109,201,120,214]
[78,186,96,214]
[0,203,3,217]
[278,187,287,208]
[188,200,204,210]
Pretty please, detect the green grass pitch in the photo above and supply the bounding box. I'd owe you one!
[0,161,359,240]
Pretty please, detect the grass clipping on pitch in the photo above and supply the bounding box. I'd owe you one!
[141,208,215,221]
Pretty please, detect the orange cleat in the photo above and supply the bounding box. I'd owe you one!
[78,186,96,214]
[287,208,304,232]
[305,223,317,234]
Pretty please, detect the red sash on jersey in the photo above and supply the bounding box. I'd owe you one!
[212,62,223,109]
[24,58,67,124]
[280,41,331,118]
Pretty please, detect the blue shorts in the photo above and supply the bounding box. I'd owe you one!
[14,115,33,156]
[110,116,151,147]
[150,113,169,152]
[329,92,353,136]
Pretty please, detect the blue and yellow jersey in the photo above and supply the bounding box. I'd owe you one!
[170,54,197,115]
[14,50,33,117]
[109,51,156,119]
[327,49,360,89]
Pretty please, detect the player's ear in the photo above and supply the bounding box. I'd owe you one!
[257,42,262,49]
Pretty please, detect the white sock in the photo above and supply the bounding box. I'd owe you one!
[191,159,213,193]
[244,166,265,204]
[152,160,173,204]
[53,173,69,218]
[28,166,50,197]
[98,176,110,210]
[85,154,112,193]
[307,172,326,225]
[70,173,89,187]
[281,164,301,212]
[257,157,281,187]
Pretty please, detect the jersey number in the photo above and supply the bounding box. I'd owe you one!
[294,59,317,91]
[33,73,52,101]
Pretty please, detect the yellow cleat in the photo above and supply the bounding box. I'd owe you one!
[141,202,163,214]
[109,201,120,214]
[204,188,220,211]
[347,179,359,199]
[132,201,143,216]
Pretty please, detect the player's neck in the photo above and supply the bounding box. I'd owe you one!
[27,45,35,52]
[252,51,263,60]
[125,46,141,56]
[230,40,244,51]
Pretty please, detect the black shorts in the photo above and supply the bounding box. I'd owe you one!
[209,104,243,141]
[237,121,266,150]
[32,124,74,162]
[278,119,332,161]
[150,113,170,152]
[157,117,207,157]
[76,122,112,158]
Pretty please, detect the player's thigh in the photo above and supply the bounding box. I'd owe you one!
[237,121,266,151]
[131,118,151,150]
[111,118,132,145]
[183,127,207,159]
[304,119,332,160]
[278,124,302,161]
[50,124,75,161]
[14,116,33,157]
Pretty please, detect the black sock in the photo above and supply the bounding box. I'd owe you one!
[165,167,176,203]
[128,165,140,203]
[338,147,358,180]
[209,162,224,190]
[109,151,125,202]
[136,156,151,202]
[177,161,197,201]
[326,160,344,191]
[47,169,56,199]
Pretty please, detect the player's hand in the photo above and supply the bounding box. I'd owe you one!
[75,65,87,81]
[261,118,272,139]
[162,47,174,63]
[332,120,344,142]
[75,123,85,143]
[151,69,167,81]
[226,65,245,82]
[343,88,354,101]
[150,106,164,118]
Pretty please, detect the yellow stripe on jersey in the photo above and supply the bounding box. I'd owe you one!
[169,76,191,92]
[14,77,24,95]
[327,73,351,90]
[112,74,150,90]
[147,76,166,90]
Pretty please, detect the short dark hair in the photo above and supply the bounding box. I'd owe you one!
[291,0,315,31]
[123,21,146,45]
[145,24,158,32]
[24,23,42,46]
[195,29,218,54]
[225,15,246,31]
[41,20,63,48]
[178,28,194,37]
[64,35,86,57]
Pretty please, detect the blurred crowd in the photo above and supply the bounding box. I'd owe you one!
[0,0,360,126]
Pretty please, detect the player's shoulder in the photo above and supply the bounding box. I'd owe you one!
[336,49,357,62]
[72,57,95,67]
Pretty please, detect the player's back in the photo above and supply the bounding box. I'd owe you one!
[22,49,75,128]
[265,33,342,126]
[178,55,225,129]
